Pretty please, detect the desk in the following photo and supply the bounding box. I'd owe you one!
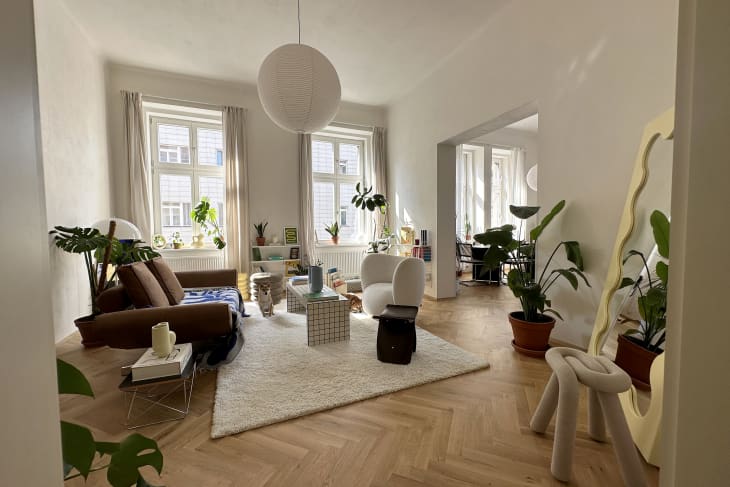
[471,246,501,284]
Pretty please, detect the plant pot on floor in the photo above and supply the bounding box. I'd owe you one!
[508,311,556,358]
[74,314,105,348]
[614,334,660,391]
[256,237,265,246]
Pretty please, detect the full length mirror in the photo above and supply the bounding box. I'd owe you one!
[587,108,674,467]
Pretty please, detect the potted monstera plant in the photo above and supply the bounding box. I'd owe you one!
[614,209,669,390]
[474,201,589,357]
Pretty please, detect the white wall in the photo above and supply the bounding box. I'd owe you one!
[474,127,539,206]
[388,0,677,347]
[106,65,385,248]
[662,0,730,484]
[0,0,63,484]
[35,0,112,341]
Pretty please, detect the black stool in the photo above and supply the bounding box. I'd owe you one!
[376,304,418,364]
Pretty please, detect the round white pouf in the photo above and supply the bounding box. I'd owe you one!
[257,43,341,134]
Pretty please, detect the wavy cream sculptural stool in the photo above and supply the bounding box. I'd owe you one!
[530,347,647,486]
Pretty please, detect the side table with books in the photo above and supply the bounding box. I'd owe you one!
[119,343,196,429]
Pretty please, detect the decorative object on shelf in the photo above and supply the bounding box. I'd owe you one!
[151,321,176,357]
[289,246,300,259]
[308,261,324,293]
[271,235,281,245]
[152,233,167,250]
[171,231,184,249]
[614,210,669,390]
[526,164,539,191]
[49,222,159,318]
[191,197,226,249]
[324,221,340,245]
[399,225,414,245]
[253,221,268,246]
[251,247,262,262]
[257,0,340,134]
[57,358,164,485]
[474,201,589,357]
[352,182,393,253]
[284,226,299,244]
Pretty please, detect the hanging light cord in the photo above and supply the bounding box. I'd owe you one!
[297,0,301,44]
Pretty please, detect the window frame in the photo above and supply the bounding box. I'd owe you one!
[311,133,369,246]
[149,115,225,246]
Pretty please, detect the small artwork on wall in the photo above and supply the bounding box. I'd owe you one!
[284,226,298,245]
[289,246,300,259]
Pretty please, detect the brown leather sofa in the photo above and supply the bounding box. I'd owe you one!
[78,269,239,349]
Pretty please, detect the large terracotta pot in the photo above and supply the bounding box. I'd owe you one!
[74,314,104,348]
[508,311,556,358]
[614,334,660,391]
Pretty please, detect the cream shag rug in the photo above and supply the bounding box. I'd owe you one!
[211,307,489,438]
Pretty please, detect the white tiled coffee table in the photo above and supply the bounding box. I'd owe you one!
[286,283,350,346]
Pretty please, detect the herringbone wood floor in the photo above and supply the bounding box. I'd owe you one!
[57,283,659,486]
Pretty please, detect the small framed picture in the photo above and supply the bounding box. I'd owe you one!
[284,226,299,244]
[289,246,300,259]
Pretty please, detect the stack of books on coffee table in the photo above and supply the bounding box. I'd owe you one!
[130,343,193,382]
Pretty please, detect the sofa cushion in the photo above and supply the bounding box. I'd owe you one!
[145,257,185,305]
[117,262,170,308]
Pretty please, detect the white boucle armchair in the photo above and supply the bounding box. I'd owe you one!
[360,253,426,316]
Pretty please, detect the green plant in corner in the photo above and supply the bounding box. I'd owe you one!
[50,226,159,313]
[618,210,670,352]
[58,359,163,486]
[474,200,590,323]
[190,197,226,249]
[351,182,392,252]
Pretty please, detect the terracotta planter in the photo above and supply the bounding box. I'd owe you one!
[74,314,105,348]
[508,311,556,358]
[331,236,339,245]
[614,334,660,391]
[255,237,265,246]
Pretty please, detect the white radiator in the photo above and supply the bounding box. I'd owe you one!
[158,249,226,272]
[311,247,366,279]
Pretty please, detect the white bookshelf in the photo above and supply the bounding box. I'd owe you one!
[250,244,301,276]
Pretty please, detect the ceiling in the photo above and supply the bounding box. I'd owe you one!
[62,0,508,106]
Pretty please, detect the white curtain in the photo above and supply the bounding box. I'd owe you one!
[454,144,465,238]
[372,127,388,233]
[504,148,527,238]
[298,134,315,264]
[122,91,152,241]
[222,106,249,273]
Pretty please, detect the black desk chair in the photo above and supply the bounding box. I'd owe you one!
[457,242,500,285]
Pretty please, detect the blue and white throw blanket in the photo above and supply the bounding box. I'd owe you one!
[180,286,246,315]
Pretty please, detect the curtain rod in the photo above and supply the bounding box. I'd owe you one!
[132,92,232,110]
[329,121,376,131]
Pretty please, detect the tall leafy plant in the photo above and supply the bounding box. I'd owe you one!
[58,359,163,486]
[50,226,158,313]
[351,183,392,252]
[618,210,670,352]
[190,197,226,249]
[474,201,590,322]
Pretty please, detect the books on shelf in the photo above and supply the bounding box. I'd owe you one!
[290,276,308,286]
[131,343,193,382]
[302,288,339,301]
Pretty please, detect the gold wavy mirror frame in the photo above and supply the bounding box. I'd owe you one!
[587,107,674,467]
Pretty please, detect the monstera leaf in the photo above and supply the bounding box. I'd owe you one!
[50,226,110,254]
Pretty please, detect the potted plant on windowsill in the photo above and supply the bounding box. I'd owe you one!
[352,183,392,253]
[474,201,590,357]
[614,210,669,390]
[253,221,268,246]
[191,196,226,249]
[324,222,340,245]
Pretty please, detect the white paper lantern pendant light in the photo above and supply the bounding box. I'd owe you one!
[257,0,341,134]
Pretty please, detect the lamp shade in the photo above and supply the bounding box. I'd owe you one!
[526,164,538,191]
[91,218,141,241]
[257,43,341,134]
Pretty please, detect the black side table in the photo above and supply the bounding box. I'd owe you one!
[376,304,419,364]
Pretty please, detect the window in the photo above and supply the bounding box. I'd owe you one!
[491,148,511,227]
[150,116,225,245]
[311,135,366,244]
